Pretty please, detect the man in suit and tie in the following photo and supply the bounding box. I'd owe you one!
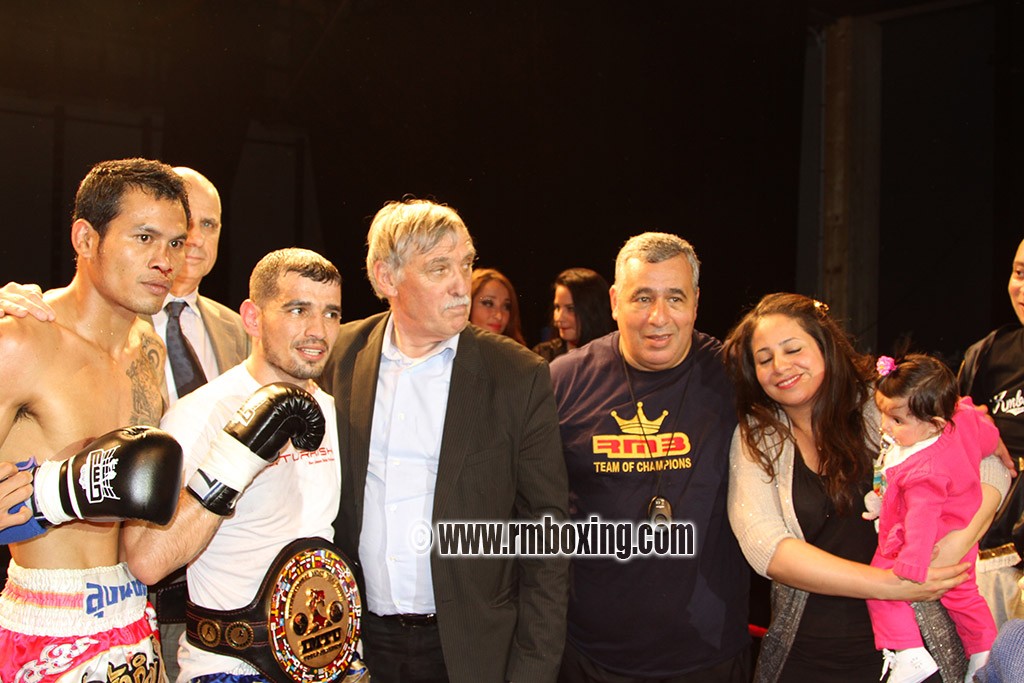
[320,198,569,683]
[149,167,249,408]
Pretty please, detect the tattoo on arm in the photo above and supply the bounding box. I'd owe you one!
[127,332,165,425]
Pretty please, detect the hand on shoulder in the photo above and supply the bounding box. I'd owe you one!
[0,282,55,321]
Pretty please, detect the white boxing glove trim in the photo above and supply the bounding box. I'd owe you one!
[195,430,272,493]
[32,459,74,526]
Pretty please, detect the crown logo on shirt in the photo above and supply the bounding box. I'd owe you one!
[611,402,668,435]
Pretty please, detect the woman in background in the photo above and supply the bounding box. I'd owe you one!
[532,267,614,362]
[470,268,526,345]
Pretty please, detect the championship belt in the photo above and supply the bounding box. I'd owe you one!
[186,537,361,683]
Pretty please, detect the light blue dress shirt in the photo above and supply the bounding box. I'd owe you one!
[360,315,459,615]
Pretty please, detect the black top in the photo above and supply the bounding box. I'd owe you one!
[532,336,568,362]
[966,327,1024,458]
[782,447,881,680]
[960,325,1024,551]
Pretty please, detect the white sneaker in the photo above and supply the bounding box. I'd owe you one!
[880,647,939,683]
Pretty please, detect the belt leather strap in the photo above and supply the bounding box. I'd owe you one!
[154,566,188,624]
[186,537,361,683]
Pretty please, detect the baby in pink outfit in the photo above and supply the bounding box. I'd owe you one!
[866,354,998,683]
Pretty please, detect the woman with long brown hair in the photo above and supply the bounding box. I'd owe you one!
[723,292,1008,683]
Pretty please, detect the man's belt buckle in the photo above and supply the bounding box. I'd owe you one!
[394,613,436,628]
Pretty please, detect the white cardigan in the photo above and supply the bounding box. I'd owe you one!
[727,400,1010,578]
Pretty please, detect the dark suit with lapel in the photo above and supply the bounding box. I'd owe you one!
[321,312,569,683]
[194,294,249,374]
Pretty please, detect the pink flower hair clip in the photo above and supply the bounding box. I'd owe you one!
[876,356,897,377]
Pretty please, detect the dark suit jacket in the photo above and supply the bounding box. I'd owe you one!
[321,313,569,683]
[142,293,250,392]
[194,294,249,374]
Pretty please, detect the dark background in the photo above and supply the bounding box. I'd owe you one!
[1,0,1022,637]
[0,0,1020,359]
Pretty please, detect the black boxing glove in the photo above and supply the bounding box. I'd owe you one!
[29,426,182,529]
[186,382,325,516]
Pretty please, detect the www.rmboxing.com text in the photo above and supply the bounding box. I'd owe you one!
[408,516,695,561]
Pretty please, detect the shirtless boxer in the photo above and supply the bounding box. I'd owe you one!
[0,158,191,683]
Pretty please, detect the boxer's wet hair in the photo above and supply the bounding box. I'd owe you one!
[73,158,190,237]
[250,248,341,306]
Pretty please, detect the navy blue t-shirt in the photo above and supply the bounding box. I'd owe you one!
[550,331,750,677]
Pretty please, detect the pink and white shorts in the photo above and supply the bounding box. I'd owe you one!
[0,561,164,683]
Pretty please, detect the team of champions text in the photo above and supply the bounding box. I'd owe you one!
[413,516,696,561]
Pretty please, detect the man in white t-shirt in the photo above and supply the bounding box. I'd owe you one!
[122,248,348,683]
